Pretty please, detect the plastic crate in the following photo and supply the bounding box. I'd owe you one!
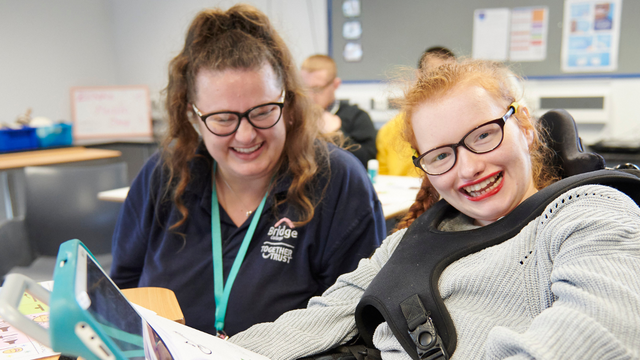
[0,126,38,153]
[35,123,73,148]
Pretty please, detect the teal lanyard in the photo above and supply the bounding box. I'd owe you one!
[211,163,269,333]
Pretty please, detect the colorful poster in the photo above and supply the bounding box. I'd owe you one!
[510,7,549,61]
[561,0,622,72]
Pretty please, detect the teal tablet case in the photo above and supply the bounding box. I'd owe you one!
[50,239,142,360]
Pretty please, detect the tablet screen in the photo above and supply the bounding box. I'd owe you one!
[77,247,174,360]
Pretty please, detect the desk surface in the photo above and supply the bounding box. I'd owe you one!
[120,287,185,324]
[98,175,422,220]
[374,175,422,219]
[0,147,122,170]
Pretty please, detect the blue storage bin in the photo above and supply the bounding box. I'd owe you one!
[0,126,38,153]
[36,123,73,148]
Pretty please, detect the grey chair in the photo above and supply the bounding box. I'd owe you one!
[0,169,34,279]
[0,219,33,278]
[5,161,127,281]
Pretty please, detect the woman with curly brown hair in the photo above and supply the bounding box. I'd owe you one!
[109,4,385,337]
[229,57,640,359]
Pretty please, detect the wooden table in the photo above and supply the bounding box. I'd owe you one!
[0,146,122,221]
[0,147,122,170]
[120,287,185,325]
[98,175,423,220]
[43,287,184,360]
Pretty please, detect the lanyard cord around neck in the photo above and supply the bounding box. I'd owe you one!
[211,162,270,333]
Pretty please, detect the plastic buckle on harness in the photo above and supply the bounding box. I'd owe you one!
[408,316,448,360]
[401,295,449,360]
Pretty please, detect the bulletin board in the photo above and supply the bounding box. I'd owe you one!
[70,85,152,139]
[329,0,640,82]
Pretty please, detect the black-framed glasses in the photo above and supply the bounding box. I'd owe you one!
[192,90,286,136]
[412,104,516,175]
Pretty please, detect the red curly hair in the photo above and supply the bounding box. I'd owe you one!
[395,57,561,231]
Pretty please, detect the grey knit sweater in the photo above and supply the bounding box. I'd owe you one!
[231,185,640,359]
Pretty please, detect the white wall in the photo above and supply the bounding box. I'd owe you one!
[0,0,327,125]
[109,0,328,105]
[0,0,118,124]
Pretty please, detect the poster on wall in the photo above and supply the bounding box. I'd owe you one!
[561,0,622,72]
[509,7,549,61]
[472,8,511,61]
[70,85,152,140]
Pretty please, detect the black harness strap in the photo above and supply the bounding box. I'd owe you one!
[401,294,447,360]
[355,169,640,360]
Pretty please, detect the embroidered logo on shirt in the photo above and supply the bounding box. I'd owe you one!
[261,217,297,263]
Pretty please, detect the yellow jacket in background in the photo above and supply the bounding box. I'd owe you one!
[376,113,421,177]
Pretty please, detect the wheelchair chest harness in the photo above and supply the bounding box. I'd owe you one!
[354,169,640,360]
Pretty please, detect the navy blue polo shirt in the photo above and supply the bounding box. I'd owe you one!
[110,142,386,336]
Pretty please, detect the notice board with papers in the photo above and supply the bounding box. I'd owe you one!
[329,0,640,81]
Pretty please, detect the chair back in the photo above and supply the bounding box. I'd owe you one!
[0,169,33,278]
[24,161,127,256]
[538,109,605,177]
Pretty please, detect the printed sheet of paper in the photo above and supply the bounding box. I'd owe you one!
[0,283,57,360]
[509,7,549,61]
[561,0,622,72]
[137,306,271,360]
[472,8,511,61]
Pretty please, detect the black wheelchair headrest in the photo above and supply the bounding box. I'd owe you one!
[538,109,605,178]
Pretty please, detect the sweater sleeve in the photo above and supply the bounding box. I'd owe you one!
[483,185,640,360]
[229,229,407,360]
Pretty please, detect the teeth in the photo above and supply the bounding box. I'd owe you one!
[234,143,261,153]
[463,173,502,197]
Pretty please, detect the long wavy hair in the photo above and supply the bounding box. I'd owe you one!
[163,4,326,230]
[395,58,562,230]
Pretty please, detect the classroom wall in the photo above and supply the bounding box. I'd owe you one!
[0,0,327,125]
[1,0,637,147]
[329,0,640,146]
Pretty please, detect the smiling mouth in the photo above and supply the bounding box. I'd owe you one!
[461,172,503,198]
[233,143,263,154]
